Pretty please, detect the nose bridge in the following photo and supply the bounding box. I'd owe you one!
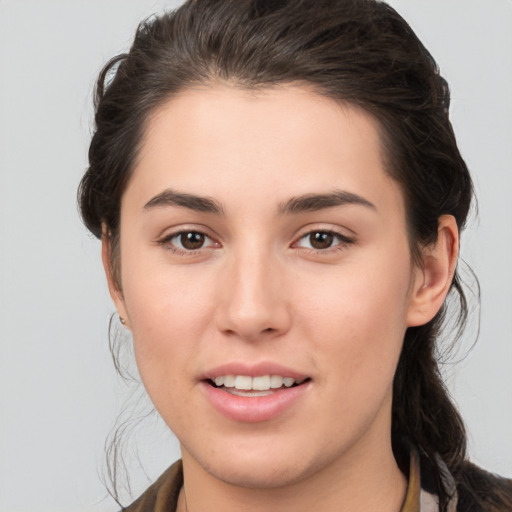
[216,240,290,339]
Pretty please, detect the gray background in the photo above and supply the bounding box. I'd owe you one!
[0,1,510,511]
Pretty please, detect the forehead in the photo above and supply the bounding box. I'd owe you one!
[128,84,404,217]
[141,84,382,165]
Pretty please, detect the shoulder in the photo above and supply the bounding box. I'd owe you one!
[455,461,512,512]
[121,460,183,512]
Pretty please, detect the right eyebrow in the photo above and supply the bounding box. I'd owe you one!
[278,189,377,215]
[143,189,225,215]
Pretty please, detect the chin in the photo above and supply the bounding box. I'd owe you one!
[205,456,312,490]
[182,432,329,490]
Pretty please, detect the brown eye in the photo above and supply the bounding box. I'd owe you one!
[295,230,352,252]
[179,231,206,250]
[309,232,334,249]
[162,230,217,253]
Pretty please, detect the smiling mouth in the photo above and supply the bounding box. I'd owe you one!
[207,375,310,397]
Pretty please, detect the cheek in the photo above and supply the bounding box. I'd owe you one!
[298,251,412,389]
[119,258,217,395]
[122,241,215,328]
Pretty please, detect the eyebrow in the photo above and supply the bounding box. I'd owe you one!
[278,190,376,215]
[143,188,376,216]
[144,189,224,214]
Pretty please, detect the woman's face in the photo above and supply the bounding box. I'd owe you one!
[108,85,425,488]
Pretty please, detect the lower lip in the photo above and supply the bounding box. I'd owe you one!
[201,381,310,423]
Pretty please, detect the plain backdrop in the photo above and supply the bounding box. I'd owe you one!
[0,1,511,511]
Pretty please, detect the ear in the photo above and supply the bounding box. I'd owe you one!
[101,226,130,330]
[406,215,459,327]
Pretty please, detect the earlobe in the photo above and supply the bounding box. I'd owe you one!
[101,226,130,330]
[406,215,459,327]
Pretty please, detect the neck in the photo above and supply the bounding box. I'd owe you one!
[178,438,407,512]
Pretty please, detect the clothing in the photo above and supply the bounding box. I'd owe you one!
[403,446,457,511]
[121,446,458,512]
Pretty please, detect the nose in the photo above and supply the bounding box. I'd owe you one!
[214,247,291,341]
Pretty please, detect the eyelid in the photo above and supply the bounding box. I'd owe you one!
[157,227,221,254]
[156,224,354,255]
[292,227,355,252]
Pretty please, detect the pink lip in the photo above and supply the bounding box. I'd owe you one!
[199,361,311,423]
[201,381,311,423]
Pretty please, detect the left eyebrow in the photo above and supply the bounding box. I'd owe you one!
[143,189,224,215]
[278,190,376,215]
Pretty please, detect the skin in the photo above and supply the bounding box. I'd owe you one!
[103,85,458,512]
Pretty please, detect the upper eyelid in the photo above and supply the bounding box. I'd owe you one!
[157,224,218,241]
[293,225,355,242]
[169,230,214,240]
[162,228,211,238]
[300,228,352,239]
[295,230,353,245]
[158,230,220,255]
[156,228,216,250]
[289,230,355,256]
[163,230,216,243]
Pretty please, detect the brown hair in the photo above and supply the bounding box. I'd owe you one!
[79,0,511,508]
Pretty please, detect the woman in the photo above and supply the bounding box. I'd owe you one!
[78,0,512,510]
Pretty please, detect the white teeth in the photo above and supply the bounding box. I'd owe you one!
[270,375,285,388]
[234,375,252,390]
[223,375,236,387]
[212,374,301,391]
[283,377,295,387]
[252,375,270,390]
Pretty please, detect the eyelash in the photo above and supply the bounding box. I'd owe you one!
[294,230,354,254]
[158,230,218,255]
[158,229,354,255]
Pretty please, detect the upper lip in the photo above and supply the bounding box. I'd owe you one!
[201,362,309,382]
